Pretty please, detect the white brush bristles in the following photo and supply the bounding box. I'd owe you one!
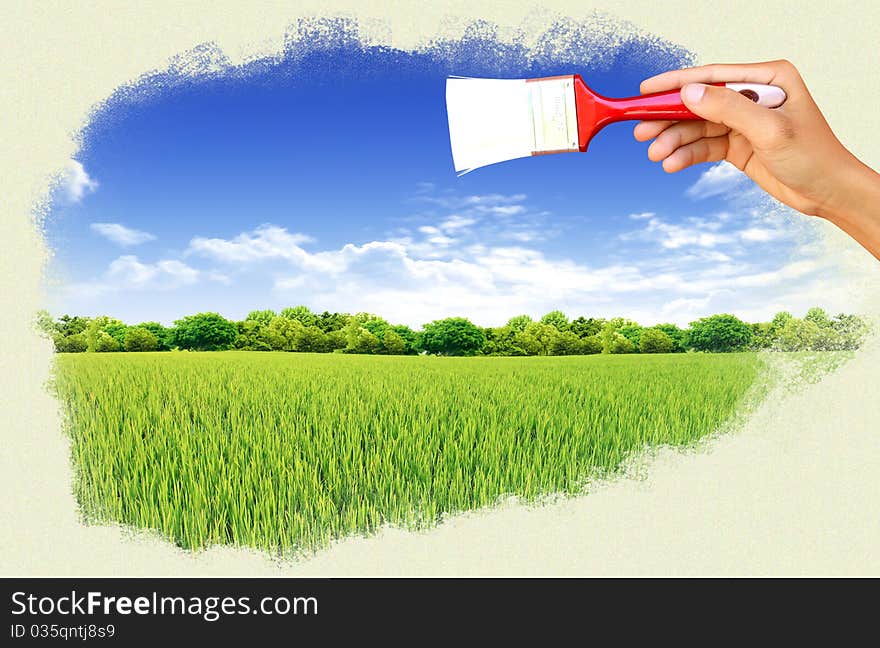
[446,78,533,175]
[445,76,580,175]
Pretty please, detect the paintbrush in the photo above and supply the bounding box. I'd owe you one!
[445,74,786,174]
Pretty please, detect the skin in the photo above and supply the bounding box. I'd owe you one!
[633,60,880,261]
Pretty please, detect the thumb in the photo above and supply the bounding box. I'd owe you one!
[681,83,785,148]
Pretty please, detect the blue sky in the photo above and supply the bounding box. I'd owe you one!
[45,26,843,327]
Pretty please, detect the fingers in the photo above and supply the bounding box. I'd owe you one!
[635,60,805,173]
[680,83,792,149]
[633,120,675,142]
[646,121,729,161]
[640,60,800,95]
[661,135,729,173]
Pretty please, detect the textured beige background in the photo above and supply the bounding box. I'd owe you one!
[2,0,878,576]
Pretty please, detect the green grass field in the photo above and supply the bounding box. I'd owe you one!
[53,351,763,553]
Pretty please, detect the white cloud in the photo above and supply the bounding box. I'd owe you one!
[506,231,540,242]
[427,235,455,246]
[406,188,546,251]
[659,296,715,323]
[439,215,476,231]
[205,271,232,285]
[90,222,156,246]
[269,245,666,326]
[417,192,528,212]
[726,259,818,288]
[172,194,842,327]
[461,193,527,205]
[739,227,780,243]
[59,182,845,328]
[185,223,655,322]
[623,216,733,249]
[686,162,747,199]
[66,255,206,299]
[702,250,734,263]
[187,225,315,265]
[107,256,199,288]
[61,160,98,203]
[478,204,526,216]
[184,221,754,326]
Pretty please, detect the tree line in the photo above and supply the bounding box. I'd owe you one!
[36,305,870,356]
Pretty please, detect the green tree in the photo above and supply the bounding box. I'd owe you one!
[797,309,842,351]
[45,307,870,356]
[137,322,172,350]
[687,314,753,352]
[750,322,774,349]
[607,333,635,354]
[171,313,237,351]
[34,309,57,337]
[506,314,533,333]
[653,323,686,352]
[84,317,124,352]
[342,323,381,354]
[581,335,603,354]
[263,316,304,351]
[605,316,635,330]
[830,313,869,350]
[245,309,277,326]
[769,311,794,335]
[516,322,559,356]
[804,307,831,329]
[597,317,640,353]
[639,328,674,354]
[55,333,87,353]
[570,317,603,338]
[811,324,842,351]
[94,331,120,352]
[280,305,318,327]
[482,326,525,356]
[549,330,583,355]
[295,325,329,352]
[350,312,384,326]
[598,321,621,354]
[419,317,486,356]
[540,310,570,332]
[56,314,89,337]
[351,318,415,354]
[234,320,272,351]
[361,318,391,340]
[326,329,348,351]
[103,321,128,346]
[317,311,350,333]
[124,327,159,352]
[380,330,406,355]
[390,325,419,354]
[761,311,796,350]
[618,324,643,351]
[775,317,821,351]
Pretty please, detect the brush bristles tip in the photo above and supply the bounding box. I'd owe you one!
[445,76,579,174]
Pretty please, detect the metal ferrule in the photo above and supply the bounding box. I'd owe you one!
[526,76,580,155]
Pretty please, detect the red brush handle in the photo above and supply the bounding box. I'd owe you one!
[598,86,721,121]
[572,75,786,150]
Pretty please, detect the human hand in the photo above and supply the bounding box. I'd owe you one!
[634,60,859,218]
[633,60,880,260]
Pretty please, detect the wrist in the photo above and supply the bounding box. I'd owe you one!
[817,156,880,224]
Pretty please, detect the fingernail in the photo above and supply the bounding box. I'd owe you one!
[682,83,706,104]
